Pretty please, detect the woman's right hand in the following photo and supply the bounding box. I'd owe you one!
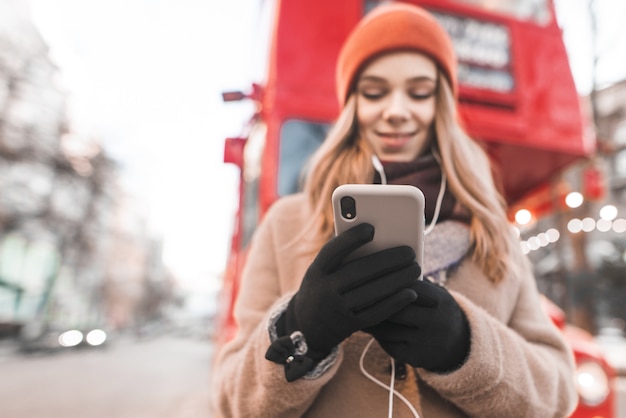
[282,222,420,359]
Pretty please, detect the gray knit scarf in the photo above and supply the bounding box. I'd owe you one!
[423,221,471,285]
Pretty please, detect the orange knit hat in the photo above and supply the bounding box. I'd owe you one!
[336,2,457,105]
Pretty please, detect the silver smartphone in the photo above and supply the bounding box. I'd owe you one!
[331,184,425,278]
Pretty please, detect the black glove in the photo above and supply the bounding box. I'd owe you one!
[267,223,420,380]
[365,278,470,373]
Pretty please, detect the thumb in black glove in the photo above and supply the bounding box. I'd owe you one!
[365,278,470,373]
[268,223,420,379]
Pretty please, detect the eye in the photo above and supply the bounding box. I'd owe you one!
[408,89,436,100]
[359,88,387,101]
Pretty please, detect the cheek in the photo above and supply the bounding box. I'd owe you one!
[356,99,380,128]
[412,100,436,126]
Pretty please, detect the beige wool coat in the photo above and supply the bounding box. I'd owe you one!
[210,193,578,418]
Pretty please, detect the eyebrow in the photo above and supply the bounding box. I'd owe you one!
[357,75,436,84]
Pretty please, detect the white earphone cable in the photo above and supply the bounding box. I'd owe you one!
[424,170,446,236]
[371,153,446,237]
[359,338,421,418]
[366,152,446,416]
[371,154,387,185]
[424,148,446,235]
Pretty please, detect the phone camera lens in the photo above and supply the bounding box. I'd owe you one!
[340,196,356,220]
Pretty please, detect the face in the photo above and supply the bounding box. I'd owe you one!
[355,51,437,162]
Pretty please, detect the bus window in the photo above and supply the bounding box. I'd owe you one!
[365,1,550,24]
[241,122,266,248]
[277,119,329,196]
[449,0,551,24]
[429,10,513,92]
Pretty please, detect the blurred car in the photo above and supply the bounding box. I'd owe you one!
[542,296,617,417]
[18,324,109,354]
[595,326,626,376]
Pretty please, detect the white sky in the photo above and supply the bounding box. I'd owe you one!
[26,0,259,294]
[554,0,626,93]
[21,0,626,296]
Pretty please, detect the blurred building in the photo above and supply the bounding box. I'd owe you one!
[521,81,626,335]
[596,80,626,196]
[0,0,172,341]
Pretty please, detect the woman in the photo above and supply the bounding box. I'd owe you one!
[211,3,577,417]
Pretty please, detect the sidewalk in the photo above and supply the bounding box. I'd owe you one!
[0,339,19,363]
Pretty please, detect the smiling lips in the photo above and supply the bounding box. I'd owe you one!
[376,131,416,148]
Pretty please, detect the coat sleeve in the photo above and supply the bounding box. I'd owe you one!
[418,253,578,418]
[210,200,342,418]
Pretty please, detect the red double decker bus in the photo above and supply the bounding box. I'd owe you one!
[217,1,615,415]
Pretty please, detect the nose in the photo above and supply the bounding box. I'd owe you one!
[382,90,410,123]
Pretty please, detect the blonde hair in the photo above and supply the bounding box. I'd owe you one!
[432,73,512,283]
[301,72,513,283]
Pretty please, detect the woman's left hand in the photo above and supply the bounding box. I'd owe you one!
[364,279,471,373]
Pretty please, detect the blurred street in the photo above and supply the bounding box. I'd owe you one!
[0,335,213,418]
[1,333,625,418]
